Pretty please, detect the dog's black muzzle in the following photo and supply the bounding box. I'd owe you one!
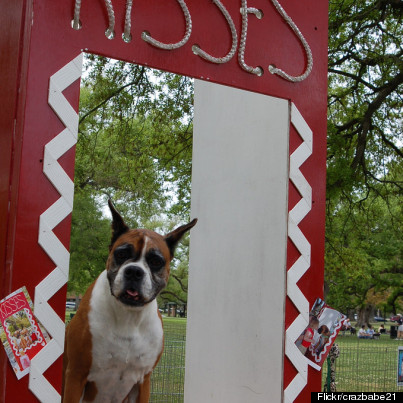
[118,265,147,306]
[124,265,145,282]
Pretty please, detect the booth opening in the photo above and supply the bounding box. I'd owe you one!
[66,54,194,400]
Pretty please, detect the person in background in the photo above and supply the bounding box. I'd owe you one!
[341,318,351,336]
[344,318,351,330]
[358,325,369,339]
[366,324,375,338]
[396,314,403,340]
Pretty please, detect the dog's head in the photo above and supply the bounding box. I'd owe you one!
[106,200,197,308]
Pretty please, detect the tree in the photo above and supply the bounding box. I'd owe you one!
[69,1,403,314]
[76,57,193,220]
[327,0,402,200]
[325,186,402,324]
[68,190,110,295]
[325,0,403,318]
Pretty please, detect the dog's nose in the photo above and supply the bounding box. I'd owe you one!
[124,266,144,282]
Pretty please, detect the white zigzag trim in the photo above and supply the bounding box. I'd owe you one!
[284,103,313,403]
[29,53,83,403]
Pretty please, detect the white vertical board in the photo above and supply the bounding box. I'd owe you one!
[185,80,289,403]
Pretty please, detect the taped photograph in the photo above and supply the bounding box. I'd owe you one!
[295,297,346,369]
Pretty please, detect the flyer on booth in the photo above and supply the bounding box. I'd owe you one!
[398,346,403,387]
[0,287,50,379]
[295,297,346,369]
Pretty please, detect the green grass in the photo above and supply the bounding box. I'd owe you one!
[65,310,76,323]
[322,333,403,392]
[161,317,187,326]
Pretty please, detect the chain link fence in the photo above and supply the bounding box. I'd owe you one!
[322,334,403,392]
[153,321,403,401]
[151,319,187,402]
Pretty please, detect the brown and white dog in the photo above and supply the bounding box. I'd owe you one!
[63,200,197,402]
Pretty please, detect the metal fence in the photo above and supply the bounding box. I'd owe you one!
[322,334,403,392]
[150,319,187,402]
[153,322,403,401]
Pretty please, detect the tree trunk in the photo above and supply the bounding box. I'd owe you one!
[356,304,374,327]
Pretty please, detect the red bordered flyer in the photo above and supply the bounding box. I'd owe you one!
[295,297,346,369]
[0,287,50,379]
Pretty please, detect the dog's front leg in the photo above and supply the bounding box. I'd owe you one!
[136,373,151,403]
[136,372,151,403]
[123,372,151,403]
[62,370,87,403]
[123,383,139,403]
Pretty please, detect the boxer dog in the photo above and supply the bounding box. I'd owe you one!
[63,200,197,402]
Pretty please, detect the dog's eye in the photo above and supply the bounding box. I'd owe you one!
[116,250,128,260]
[114,245,133,264]
[147,254,165,271]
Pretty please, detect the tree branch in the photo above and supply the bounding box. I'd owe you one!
[79,66,146,125]
[351,70,403,171]
[171,274,188,293]
[159,290,187,304]
[328,68,377,91]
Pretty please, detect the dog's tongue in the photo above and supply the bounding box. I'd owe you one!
[126,290,139,298]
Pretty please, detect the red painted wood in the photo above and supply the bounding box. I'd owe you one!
[285,123,325,400]
[0,0,27,296]
[0,0,328,400]
[0,1,34,400]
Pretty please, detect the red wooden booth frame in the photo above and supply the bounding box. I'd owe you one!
[0,0,328,401]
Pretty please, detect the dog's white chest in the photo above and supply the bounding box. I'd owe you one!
[86,271,163,402]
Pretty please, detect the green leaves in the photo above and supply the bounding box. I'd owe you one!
[68,190,110,295]
[68,3,402,312]
[325,189,402,312]
[325,0,402,315]
[75,57,194,222]
[327,0,403,198]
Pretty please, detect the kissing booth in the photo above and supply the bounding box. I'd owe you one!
[0,1,328,401]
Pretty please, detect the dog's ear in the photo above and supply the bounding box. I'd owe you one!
[108,199,129,250]
[164,219,197,259]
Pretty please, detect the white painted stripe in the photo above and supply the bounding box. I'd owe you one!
[29,53,83,403]
[284,103,313,402]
